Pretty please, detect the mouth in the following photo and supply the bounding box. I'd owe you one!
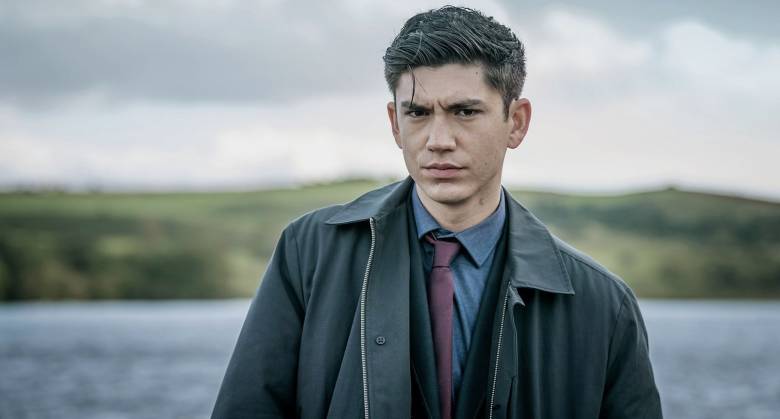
[422,163,464,179]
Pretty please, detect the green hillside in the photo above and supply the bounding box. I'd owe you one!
[0,180,778,300]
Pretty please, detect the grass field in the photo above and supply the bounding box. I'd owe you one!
[1,179,778,300]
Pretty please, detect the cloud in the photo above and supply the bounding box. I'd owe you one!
[0,4,778,199]
[529,10,652,79]
[0,0,510,110]
[660,20,780,100]
[0,0,387,108]
[505,9,780,199]
[522,9,780,110]
[0,94,406,189]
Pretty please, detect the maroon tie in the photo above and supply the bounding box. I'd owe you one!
[425,233,460,419]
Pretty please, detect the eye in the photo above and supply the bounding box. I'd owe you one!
[456,108,480,117]
[405,109,429,118]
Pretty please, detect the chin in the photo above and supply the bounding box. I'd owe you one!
[417,181,473,206]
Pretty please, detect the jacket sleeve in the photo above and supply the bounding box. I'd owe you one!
[212,225,305,419]
[600,291,663,419]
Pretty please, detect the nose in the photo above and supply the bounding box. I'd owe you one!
[426,115,456,152]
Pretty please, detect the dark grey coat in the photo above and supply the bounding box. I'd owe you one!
[211,178,663,419]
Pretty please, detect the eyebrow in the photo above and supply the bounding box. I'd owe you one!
[399,100,429,111]
[399,99,485,111]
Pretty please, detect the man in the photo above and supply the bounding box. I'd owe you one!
[212,6,662,419]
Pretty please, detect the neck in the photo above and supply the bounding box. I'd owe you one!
[416,183,502,232]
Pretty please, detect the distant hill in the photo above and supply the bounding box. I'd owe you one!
[1,180,778,300]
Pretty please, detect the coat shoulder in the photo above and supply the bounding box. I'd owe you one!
[280,204,355,269]
[552,235,636,306]
[287,204,347,234]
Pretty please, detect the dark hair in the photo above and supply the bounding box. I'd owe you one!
[383,6,526,118]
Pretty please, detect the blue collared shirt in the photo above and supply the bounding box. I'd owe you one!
[411,185,506,399]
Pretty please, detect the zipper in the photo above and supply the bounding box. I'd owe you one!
[360,217,377,419]
[488,282,511,419]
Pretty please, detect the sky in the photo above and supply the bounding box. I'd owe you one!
[1,0,778,199]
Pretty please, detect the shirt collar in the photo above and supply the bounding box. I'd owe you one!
[324,177,573,295]
[411,185,506,267]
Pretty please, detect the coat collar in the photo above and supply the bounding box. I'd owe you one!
[324,178,414,225]
[325,177,574,295]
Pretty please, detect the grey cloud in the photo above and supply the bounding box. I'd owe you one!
[508,0,780,40]
[0,0,395,109]
[4,0,774,110]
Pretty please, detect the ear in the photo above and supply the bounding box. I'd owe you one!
[507,98,532,149]
[387,101,402,149]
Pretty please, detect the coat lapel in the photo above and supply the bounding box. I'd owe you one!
[503,189,574,295]
[408,201,441,419]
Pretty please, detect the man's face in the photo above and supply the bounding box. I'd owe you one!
[387,63,530,209]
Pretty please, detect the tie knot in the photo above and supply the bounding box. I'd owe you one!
[425,233,461,267]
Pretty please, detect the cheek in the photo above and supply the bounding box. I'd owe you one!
[399,133,425,157]
[398,120,422,138]
[400,145,419,170]
[473,140,506,175]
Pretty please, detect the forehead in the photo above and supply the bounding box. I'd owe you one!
[395,63,499,105]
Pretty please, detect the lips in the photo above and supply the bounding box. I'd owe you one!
[425,163,462,170]
[422,162,463,178]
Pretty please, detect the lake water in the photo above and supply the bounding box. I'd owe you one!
[1,300,778,419]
